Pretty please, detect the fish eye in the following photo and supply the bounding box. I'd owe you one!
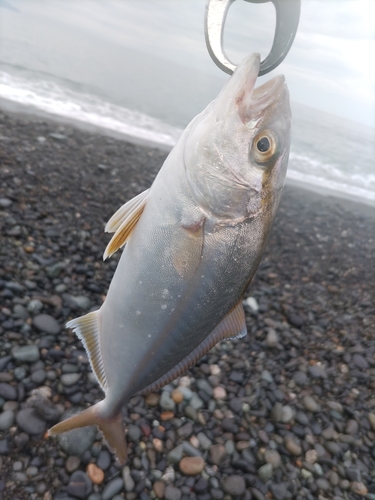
[253,130,277,164]
[257,137,270,152]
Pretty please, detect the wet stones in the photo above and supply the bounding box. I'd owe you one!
[303,395,320,413]
[179,457,205,475]
[0,410,15,431]
[66,470,92,498]
[12,344,39,363]
[56,409,97,456]
[210,444,227,465]
[60,373,82,386]
[16,408,46,435]
[159,391,175,411]
[86,463,104,485]
[0,383,17,400]
[222,475,246,496]
[101,477,124,500]
[33,314,61,335]
[284,435,302,456]
[1,109,375,500]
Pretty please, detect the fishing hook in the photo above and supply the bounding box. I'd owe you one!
[205,0,301,76]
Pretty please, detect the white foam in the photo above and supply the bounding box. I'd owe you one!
[0,71,183,147]
[1,70,374,203]
[288,152,375,202]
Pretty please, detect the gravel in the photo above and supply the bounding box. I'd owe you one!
[1,109,375,499]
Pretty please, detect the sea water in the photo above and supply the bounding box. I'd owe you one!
[1,0,374,203]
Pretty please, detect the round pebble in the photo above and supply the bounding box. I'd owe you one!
[303,395,320,412]
[222,475,246,496]
[33,314,61,335]
[213,386,227,400]
[284,435,302,456]
[101,477,124,500]
[0,410,14,431]
[65,456,81,473]
[86,463,104,485]
[16,408,46,435]
[179,456,205,475]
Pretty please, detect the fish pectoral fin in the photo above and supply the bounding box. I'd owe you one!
[171,218,205,280]
[140,300,247,395]
[103,188,149,260]
[105,188,150,233]
[48,402,127,464]
[66,310,107,391]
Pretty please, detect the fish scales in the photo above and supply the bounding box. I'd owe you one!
[100,147,260,398]
[48,53,291,463]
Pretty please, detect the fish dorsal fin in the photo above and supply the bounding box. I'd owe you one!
[66,310,107,391]
[140,300,247,395]
[103,189,149,260]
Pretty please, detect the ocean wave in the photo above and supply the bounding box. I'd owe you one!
[288,151,375,201]
[0,71,183,147]
[1,70,374,203]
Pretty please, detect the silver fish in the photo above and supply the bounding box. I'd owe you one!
[48,53,291,463]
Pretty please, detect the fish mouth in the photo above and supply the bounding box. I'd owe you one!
[253,74,286,108]
[240,73,288,125]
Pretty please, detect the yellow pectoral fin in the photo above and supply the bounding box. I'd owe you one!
[103,189,149,260]
[105,188,149,233]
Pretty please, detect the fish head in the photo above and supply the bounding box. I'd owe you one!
[184,53,291,222]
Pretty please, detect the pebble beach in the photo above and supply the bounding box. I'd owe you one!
[0,108,375,500]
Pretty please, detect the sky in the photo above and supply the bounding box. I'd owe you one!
[0,0,374,127]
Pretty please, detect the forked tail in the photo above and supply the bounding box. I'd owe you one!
[48,402,127,464]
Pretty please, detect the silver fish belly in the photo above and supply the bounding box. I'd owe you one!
[48,53,291,463]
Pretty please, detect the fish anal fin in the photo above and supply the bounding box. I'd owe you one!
[48,402,127,464]
[66,311,107,391]
[171,219,205,280]
[213,300,247,340]
[105,188,149,234]
[140,300,247,395]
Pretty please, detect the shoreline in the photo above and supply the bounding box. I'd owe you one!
[1,97,374,211]
[1,105,375,500]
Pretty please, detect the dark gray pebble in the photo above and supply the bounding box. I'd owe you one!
[293,371,307,385]
[165,485,182,500]
[0,383,17,400]
[102,477,124,500]
[56,409,96,456]
[0,410,15,430]
[96,450,111,470]
[31,369,47,384]
[16,408,46,435]
[222,475,246,496]
[33,314,61,334]
[67,470,92,499]
[270,483,290,500]
[352,353,368,370]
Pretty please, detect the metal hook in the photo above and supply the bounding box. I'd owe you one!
[205,0,301,76]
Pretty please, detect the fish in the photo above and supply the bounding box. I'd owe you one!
[48,52,291,463]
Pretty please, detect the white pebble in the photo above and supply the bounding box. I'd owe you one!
[209,364,221,375]
[213,386,227,400]
[244,297,258,312]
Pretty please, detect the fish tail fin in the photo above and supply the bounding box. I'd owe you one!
[48,402,127,464]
